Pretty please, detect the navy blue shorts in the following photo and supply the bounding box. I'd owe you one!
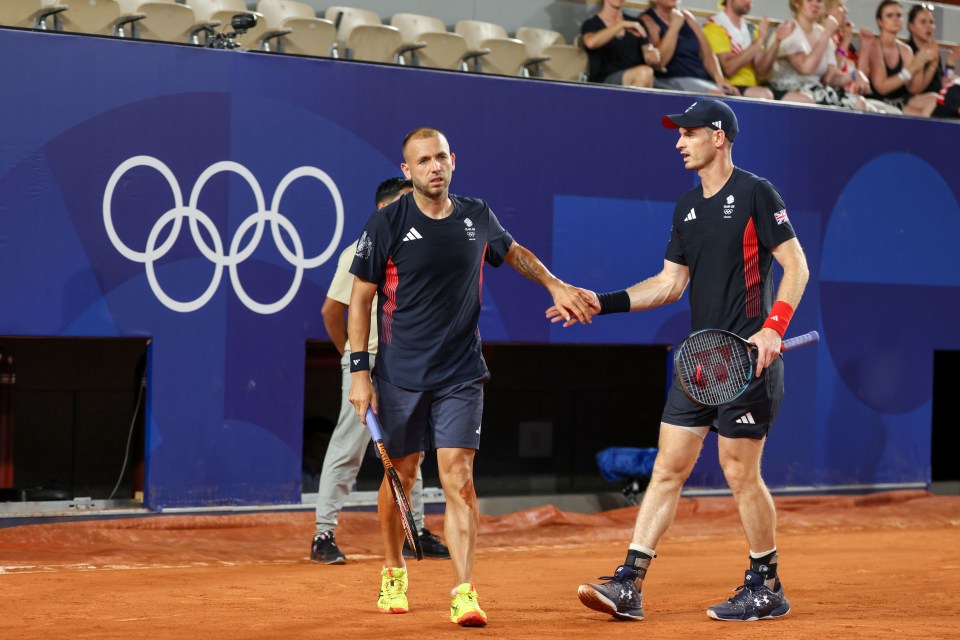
[662,357,784,439]
[373,375,485,457]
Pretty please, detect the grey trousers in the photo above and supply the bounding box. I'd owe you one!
[315,350,426,533]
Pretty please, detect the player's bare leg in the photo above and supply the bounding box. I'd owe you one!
[718,435,775,551]
[707,434,789,621]
[437,447,486,626]
[378,452,421,568]
[437,447,478,584]
[630,423,707,556]
[376,452,420,614]
[578,423,704,620]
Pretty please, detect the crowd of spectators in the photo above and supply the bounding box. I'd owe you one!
[580,0,959,118]
[3,0,955,119]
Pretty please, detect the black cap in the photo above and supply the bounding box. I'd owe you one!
[662,99,739,141]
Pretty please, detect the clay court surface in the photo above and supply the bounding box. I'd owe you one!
[1,490,958,639]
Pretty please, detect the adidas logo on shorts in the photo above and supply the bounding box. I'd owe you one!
[735,412,756,425]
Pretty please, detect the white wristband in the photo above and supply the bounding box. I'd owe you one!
[898,68,912,83]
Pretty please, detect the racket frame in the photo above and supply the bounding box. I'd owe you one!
[366,408,423,561]
[674,328,755,407]
[673,329,820,407]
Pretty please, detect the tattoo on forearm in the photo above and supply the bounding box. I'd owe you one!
[512,249,545,283]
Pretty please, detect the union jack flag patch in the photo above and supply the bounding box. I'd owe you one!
[774,209,789,225]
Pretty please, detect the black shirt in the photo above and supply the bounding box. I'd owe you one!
[665,168,797,337]
[350,193,514,390]
[581,14,650,83]
[908,38,943,94]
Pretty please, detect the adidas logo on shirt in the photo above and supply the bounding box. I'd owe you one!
[402,227,423,242]
[684,208,697,222]
[735,412,756,425]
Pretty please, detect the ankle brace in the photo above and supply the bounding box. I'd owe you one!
[749,550,778,581]
[625,549,653,579]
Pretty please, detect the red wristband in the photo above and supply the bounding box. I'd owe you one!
[762,301,794,337]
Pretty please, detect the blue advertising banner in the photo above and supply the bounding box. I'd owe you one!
[1,28,957,506]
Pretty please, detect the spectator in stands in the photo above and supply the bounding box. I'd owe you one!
[823,0,881,107]
[865,0,939,115]
[907,3,959,95]
[767,0,868,109]
[310,177,450,565]
[641,0,738,94]
[581,0,661,88]
[932,77,960,118]
[703,0,812,101]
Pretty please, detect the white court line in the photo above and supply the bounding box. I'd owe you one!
[0,556,384,575]
[115,614,185,622]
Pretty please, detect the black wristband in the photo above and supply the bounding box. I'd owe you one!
[597,290,631,315]
[349,351,370,372]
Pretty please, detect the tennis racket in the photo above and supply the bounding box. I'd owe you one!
[674,329,819,407]
[365,407,423,561]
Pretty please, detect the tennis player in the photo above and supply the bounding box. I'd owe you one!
[347,127,593,626]
[553,99,809,622]
[310,177,450,565]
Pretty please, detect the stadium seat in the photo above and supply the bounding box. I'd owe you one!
[516,27,587,82]
[323,5,422,64]
[537,44,588,82]
[189,0,266,50]
[454,19,548,77]
[0,0,66,30]
[256,0,335,57]
[115,0,210,44]
[390,13,470,70]
[50,0,144,37]
[515,26,564,55]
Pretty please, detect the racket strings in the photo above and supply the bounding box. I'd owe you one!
[677,332,752,405]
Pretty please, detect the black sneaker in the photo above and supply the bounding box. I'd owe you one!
[707,570,790,621]
[403,528,451,559]
[577,564,643,621]
[310,530,346,564]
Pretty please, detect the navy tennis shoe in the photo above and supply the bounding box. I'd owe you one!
[707,570,790,621]
[577,564,644,621]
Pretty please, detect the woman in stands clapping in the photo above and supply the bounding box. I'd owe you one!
[640,0,738,95]
[865,0,939,115]
[768,0,868,109]
[906,3,959,95]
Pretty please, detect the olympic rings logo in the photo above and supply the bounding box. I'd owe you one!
[103,156,343,314]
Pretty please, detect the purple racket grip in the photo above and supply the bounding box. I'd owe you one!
[781,330,820,352]
[365,407,383,441]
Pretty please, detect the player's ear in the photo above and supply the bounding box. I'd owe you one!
[450,152,456,171]
[400,162,411,179]
[715,129,727,148]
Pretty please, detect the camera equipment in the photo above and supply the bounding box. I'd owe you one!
[206,13,257,50]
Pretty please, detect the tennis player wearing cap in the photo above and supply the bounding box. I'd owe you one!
[558,99,809,622]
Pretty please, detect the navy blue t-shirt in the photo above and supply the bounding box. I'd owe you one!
[350,193,514,390]
[665,168,797,337]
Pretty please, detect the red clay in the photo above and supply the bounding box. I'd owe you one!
[1,490,958,639]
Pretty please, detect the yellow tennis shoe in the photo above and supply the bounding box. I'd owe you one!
[377,567,408,614]
[450,583,487,626]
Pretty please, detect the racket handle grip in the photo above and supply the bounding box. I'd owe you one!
[365,407,383,441]
[781,330,819,352]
